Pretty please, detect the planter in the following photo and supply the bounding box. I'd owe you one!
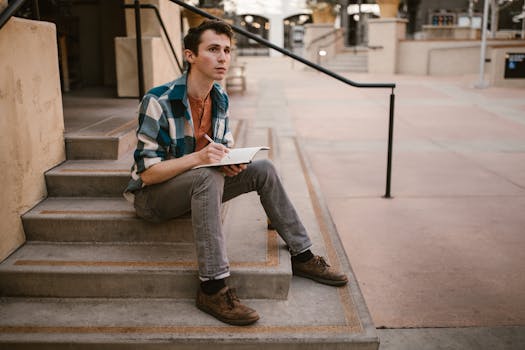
[183,7,224,28]
[376,0,400,18]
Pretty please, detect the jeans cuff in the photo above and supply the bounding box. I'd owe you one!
[199,270,231,282]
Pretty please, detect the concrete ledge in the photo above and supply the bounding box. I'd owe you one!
[490,46,525,88]
[0,17,66,262]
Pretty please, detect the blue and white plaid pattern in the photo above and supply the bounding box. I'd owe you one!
[124,73,234,199]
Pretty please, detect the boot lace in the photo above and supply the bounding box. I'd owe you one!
[314,256,330,268]
[224,288,240,309]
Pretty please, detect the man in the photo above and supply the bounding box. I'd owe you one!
[125,20,348,326]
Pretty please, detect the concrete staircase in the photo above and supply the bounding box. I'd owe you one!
[323,48,368,73]
[0,94,379,349]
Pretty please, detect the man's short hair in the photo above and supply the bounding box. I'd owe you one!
[183,19,234,55]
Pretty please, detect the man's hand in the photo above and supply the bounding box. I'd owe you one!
[221,164,247,177]
[198,142,229,165]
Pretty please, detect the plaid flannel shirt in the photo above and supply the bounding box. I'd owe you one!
[124,73,234,201]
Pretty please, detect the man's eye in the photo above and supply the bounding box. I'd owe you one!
[209,47,217,52]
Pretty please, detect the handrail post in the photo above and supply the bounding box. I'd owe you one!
[384,89,395,198]
[32,0,40,20]
[134,0,145,100]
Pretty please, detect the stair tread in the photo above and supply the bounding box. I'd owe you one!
[47,156,133,175]
[0,277,374,347]
[0,240,286,272]
[23,197,137,217]
[65,116,136,138]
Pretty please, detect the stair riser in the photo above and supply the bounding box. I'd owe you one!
[22,218,194,243]
[0,271,289,299]
[46,175,129,197]
[66,131,135,160]
[66,138,120,160]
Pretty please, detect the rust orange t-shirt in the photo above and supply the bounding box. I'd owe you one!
[188,94,212,151]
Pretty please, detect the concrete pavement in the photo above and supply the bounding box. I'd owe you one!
[230,56,525,349]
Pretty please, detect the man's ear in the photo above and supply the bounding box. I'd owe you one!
[184,49,196,64]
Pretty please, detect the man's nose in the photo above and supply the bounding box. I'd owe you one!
[217,50,228,62]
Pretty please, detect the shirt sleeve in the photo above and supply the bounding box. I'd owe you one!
[223,114,234,148]
[133,95,169,174]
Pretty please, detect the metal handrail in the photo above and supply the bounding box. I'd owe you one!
[133,0,397,198]
[0,0,28,31]
[124,3,184,73]
[171,0,395,90]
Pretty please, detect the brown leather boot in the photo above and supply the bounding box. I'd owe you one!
[196,286,260,326]
[292,255,348,286]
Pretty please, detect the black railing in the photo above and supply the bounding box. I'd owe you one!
[132,0,397,198]
[126,2,185,97]
[124,3,184,77]
[0,0,28,30]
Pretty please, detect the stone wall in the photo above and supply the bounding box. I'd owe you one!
[397,39,525,76]
[0,17,66,261]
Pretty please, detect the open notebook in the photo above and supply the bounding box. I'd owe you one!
[193,146,270,169]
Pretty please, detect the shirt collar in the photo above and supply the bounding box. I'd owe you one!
[167,72,227,111]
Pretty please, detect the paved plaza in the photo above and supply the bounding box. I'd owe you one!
[230,56,525,349]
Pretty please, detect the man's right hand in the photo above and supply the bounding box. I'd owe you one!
[140,142,230,186]
[199,142,230,165]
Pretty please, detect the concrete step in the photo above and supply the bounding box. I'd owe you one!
[45,156,132,197]
[0,277,378,349]
[49,119,243,197]
[65,116,137,160]
[21,197,193,243]
[324,65,368,73]
[0,239,290,299]
[8,189,291,299]
[324,52,368,72]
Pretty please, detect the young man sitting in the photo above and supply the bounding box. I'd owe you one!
[124,20,348,326]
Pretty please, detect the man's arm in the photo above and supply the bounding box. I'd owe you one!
[140,142,229,185]
[133,95,229,186]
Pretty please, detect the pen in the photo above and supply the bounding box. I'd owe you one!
[204,134,231,160]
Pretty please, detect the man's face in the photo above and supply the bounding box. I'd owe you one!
[185,29,231,82]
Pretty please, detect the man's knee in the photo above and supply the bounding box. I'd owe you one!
[250,158,277,176]
[248,159,280,186]
[193,168,225,190]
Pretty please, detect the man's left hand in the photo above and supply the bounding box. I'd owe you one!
[221,164,247,177]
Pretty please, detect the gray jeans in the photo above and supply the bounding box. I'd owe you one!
[134,159,312,280]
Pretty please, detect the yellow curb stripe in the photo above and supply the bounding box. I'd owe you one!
[14,231,279,268]
[294,137,364,332]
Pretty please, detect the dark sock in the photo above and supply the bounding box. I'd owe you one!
[291,249,314,263]
[200,278,226,295]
